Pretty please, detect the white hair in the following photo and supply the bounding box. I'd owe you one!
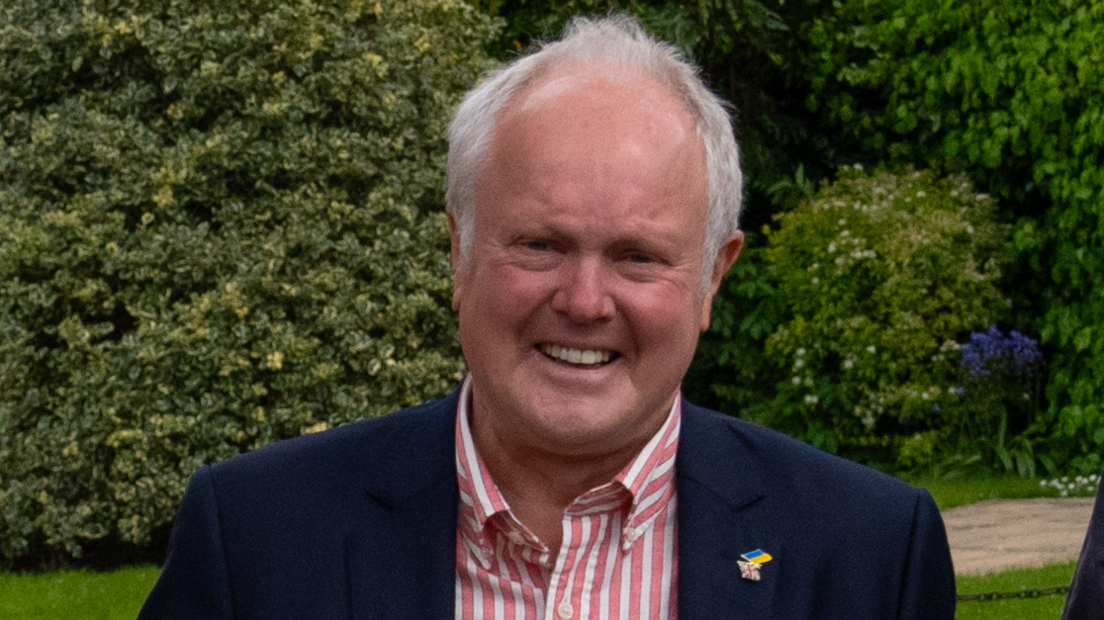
[446,14,743,290]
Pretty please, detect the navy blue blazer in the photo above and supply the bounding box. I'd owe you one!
[140,392,955,619]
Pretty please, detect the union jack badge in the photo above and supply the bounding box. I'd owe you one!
[738,560,762,581]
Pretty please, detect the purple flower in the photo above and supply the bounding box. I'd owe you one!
[960,325,1043,380]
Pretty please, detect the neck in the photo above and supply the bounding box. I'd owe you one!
[470,416,654,551]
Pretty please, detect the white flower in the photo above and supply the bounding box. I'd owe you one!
[828,242,837,253]
[792,376,802,386]
[866,345,877,354]
[804,394,820,405]
[794,359,805,370]
[796,348,807,356]
[811,277,820,285]
[853,163,863,171]
[843,359,854,370]
[916,190,926,198]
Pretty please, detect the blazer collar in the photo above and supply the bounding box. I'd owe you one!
[349,389,461,620]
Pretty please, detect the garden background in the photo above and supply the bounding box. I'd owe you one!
[2,0,1102,612]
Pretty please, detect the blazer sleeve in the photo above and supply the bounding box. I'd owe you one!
[896,489,957,620]
[1063,474,1104,620]
[138,466,235,620]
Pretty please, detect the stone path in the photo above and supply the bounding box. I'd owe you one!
[942,497,1096,575]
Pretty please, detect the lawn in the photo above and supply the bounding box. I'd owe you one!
[0,566,159,620]
[905,471,1068,510]
[955,561,1076,620]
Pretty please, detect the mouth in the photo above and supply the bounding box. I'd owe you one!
[538,344,617,367]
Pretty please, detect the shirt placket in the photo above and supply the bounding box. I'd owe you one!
[546,485,632,620]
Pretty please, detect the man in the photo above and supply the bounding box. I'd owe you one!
[140,15,955,619]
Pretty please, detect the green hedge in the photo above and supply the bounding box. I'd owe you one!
[0,0,497,567]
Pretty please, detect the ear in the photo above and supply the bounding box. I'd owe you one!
[699,231,744,332]
[447,210,464,311]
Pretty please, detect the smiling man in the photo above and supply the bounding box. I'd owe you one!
[141,15,955,620]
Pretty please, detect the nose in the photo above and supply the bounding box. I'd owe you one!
[550,257,615,323]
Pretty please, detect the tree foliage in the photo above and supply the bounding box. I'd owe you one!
[0,0,497,567]
[803,0,1104,455]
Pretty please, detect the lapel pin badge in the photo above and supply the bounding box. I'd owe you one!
[738,549,773,582]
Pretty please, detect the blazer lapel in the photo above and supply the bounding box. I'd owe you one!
[347,393,460,620]
[677,402,784,620]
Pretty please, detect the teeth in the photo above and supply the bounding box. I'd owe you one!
[541,344,612,365]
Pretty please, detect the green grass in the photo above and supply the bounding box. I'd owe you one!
[955,561,1076,619]
[0,566,159,620]
[904,472,1063,510]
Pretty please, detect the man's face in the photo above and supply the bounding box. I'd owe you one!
[451,68,742,460]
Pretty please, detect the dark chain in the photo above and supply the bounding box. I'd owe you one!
[957,585,1070,602]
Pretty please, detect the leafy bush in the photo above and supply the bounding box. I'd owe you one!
[687,233,787,413]
[803,0,1104,459]
[739,167,1010,465]
[0,0,497,567]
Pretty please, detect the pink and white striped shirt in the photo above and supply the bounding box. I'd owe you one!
[454,376,680,620]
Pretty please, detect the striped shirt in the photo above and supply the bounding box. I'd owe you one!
[454,376,680,620]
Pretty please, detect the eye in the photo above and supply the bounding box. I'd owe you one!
[627,252,654,264]
[525,240,550,251]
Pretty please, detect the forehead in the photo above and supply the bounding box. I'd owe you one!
[481,65,705,202]
[499,64,697,153]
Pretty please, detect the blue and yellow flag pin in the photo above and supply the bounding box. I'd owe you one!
[738,549,773,581]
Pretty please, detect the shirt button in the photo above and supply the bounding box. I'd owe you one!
[507,531,526,545]
[624,527,639,542]
[557,599,574,619]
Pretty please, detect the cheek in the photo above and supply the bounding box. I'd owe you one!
[623,287,704,349]
[460,265,554,338]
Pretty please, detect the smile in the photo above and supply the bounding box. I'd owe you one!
[539,344,614,366]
